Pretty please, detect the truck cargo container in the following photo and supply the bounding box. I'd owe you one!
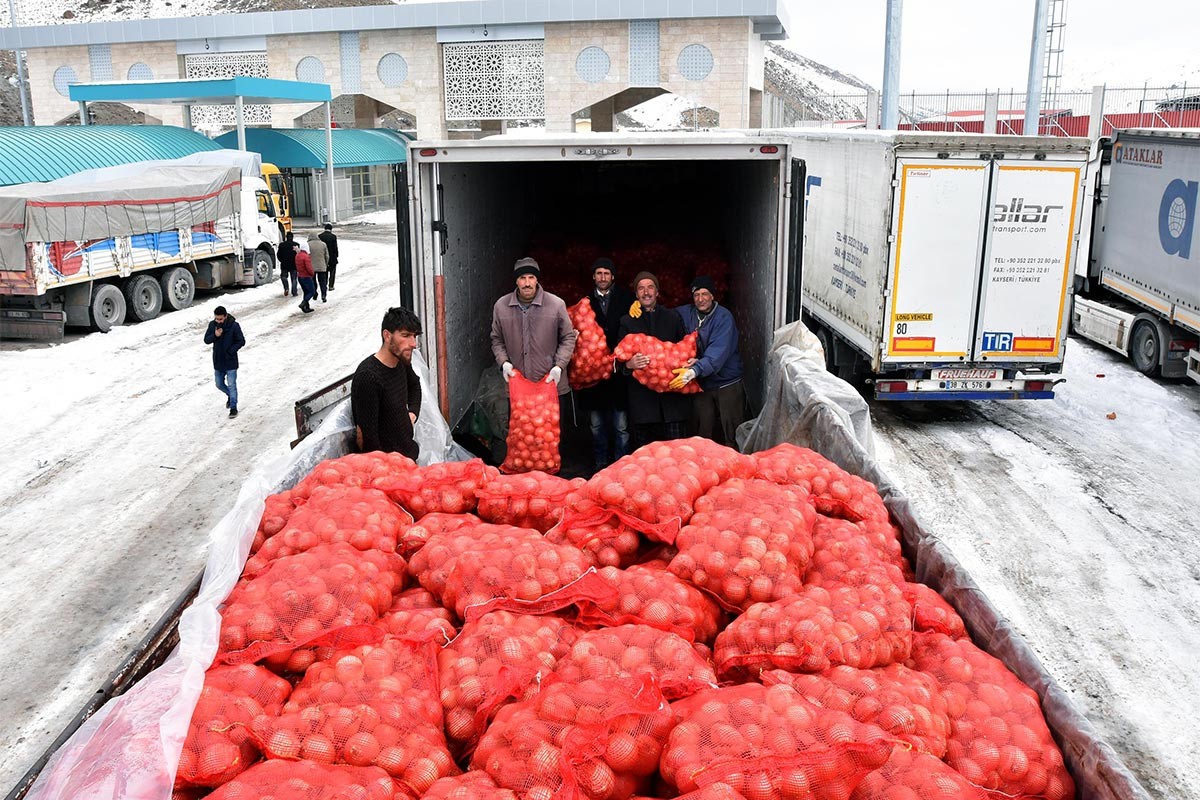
[1072,128,1200,382]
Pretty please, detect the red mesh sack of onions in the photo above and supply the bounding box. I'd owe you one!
[750,445,888,524]
[477,472,585,532]
[502,371,562,474]
[442,533,616,621]
[761,666,951,759]
[849,747,989,800]
[583,438,756,529]
[575,563,724,644]
[552,624,717,701]
[614,332,703,394]
[425,771,519,800]
[252,635,458,796]
[380,459,499,519]
[569,297,616,390]
[439,611,580,754]
[472,675,673,800]
[905,633,1073,800]
[634,783,749,800]
[293,452,420,502]
[548,499,680,569]
[204,760,400,800]
[377,588,457,643]
[175,664,292,788]
[409,522,543,602]
[901,583,967,640]
[398,512,480,558]
[254,489,302,552]
[245,485,413,577]
[660,682,895,800]
[216,543,406,674]
[713,578,912,681]
[668,479,817,611]
[804,519,905,590]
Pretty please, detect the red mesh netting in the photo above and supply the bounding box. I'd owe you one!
[548,501,680,569]
[439,611,580,754]
[176,664,292,788]
[398,512,481,559]
[713,580,912,680]
[669,479,817,611]
[472,675,673,800]
[424,771,520,800]
[849,747,989,800]
[613,333,703,394]
[634,783,748,800]
[660,682,895,800]
[293,452,420,502]
[575,563,724,645]
[503,372,563,475]
[750,445,888,524]
[380,460,499,519]
[478,473,585,533]
[216,543,406,674]
[804,519,905,590]
[377,588,457,643]
[568,298,616,391]
[901,583,968,640]
[552,624,717,701]
[254,490,303,552]
[253,636,458,797]
[409,522,543,603]
[761,666,951,759]
[905,633,1073,800]
[203,759,400,800]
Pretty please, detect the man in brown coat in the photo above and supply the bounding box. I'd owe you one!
[308,234,330,303]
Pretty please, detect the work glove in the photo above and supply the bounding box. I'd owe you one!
[501,361,515,383]
[545,366,562,384]
[668,367,696,391]
[628,300,642,319]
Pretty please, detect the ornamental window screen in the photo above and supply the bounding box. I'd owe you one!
[88,44,112,81]
[296,56,325,84]
[377,53,409,87]
[443,40,545,120]
[628,20,660,87]
[677,44,713,81]
[127,62,154,81]
[53,66,78,97]
[341,32,362,93]
[184,52,271,127]
[576,47,611,83]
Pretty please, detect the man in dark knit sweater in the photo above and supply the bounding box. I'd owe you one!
[351,307,423,460]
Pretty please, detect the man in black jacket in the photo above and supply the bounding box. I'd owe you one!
[277,232,299,297]
[577,257,635,468]
[616,271,691,448]
[203,305,246,418]
[351,306,423,460]
[318,223,340,290]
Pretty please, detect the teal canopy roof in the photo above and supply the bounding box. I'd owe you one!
[0,125,222,186]
[214,128,411,169]
[69,77,332,106]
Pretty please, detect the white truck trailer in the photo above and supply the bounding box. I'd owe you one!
[401,130,1093,423]
[0,159,281,339]
[1072,128,1200,382]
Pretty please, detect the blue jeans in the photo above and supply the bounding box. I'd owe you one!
[298,277,316,306]
[214,368,238,410]
[589,408,629,468]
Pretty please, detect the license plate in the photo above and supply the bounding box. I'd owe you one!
[943,380,991,390]
[931,368,1001,380]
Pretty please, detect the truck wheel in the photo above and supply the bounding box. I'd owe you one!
[815,327,836,373]
[123,274,163,322]
[252,249,275,286]
[1130,321,1162,377]
[91,283,127,332]
[160,267,195,311]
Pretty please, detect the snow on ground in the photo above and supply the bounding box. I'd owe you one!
[870,339,1200,800]
[0,228,402,793]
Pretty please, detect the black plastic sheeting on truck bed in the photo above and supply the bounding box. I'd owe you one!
[738,321,1150,800]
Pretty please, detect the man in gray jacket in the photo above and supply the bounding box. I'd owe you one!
[309,234,331,303]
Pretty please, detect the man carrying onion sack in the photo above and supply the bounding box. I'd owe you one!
[577,257,635,469]
[490,257,578,461]
[672,275,746,447]
[351,306,423,460]
[617,271,692,448]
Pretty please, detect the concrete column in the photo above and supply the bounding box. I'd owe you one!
[182,104,193,131]
[235,96,246,150]
[1088,85,1106,141]
[589,97,615,133]
[748,89,763,128]
[481,119,507,136]
[78,101,88,125]
[866,89,880,129]
[984,92,999,134]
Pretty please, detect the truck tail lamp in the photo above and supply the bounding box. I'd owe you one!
[759,145,779,154]
[418,148,439,157]
[1024,381,1048,392]
[1168,338,1198,352]
[876,381,908,393]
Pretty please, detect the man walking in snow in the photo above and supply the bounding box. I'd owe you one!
[309,233,331,303]
[319,223,340,290]
[204,305,245,419]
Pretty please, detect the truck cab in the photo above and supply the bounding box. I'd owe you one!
[261,163,293,237]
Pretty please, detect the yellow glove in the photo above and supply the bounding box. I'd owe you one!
[668,367,696,390]
[629,300,642,319]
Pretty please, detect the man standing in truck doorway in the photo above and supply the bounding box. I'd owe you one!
[577,257,634,468]
[669,276,746,447]
[617,272,691,447]
[319,223,340,290]
[204,305,245,419]
[352,306,423,460]
[490,257,578,461]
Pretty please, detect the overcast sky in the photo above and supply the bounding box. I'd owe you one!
[783,0,1199,91]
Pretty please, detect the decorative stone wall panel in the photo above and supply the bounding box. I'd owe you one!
[443,40,544,120]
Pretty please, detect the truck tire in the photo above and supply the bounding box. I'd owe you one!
[252,249,275,286]
[815,327,836,373]
[160,267,195,311]
[91,283,127,332]
[123,274,163,322]
[1130,321,1162,377]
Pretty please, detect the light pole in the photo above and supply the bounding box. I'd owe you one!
[880,0,903,129]
[1024,0,1050,136]
[6,0,31,126]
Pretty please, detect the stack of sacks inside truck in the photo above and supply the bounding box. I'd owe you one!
[157,443,1074,800]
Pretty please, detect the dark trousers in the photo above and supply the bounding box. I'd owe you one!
[630,420,688,450]
[693,380,747,447]
[281,267,297,295]
[316,271,328,300]
[589,408,629,468]
[328,263,337,289]
[298,277,316,307]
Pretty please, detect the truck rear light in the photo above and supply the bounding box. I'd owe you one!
[1024,381,1047,391]
[759,145,779,154]
[877,381,908,393]
[1168,339,1197,352]
[419,148,438,157]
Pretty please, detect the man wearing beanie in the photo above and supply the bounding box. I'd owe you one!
[671,275,746,446]
[490,257,578,457]
[577,257,635,468]
[616,271,691,447]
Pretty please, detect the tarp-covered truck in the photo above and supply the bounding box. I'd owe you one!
[0,158,281,339]
[1072,128,1200,382]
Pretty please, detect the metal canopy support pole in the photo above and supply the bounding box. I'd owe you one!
[324,101,337,224]
[182,104,193,131]
[78,101,88,125]
[880,0,903,129]
[1024,0,1050,136]
[235,95,246,150]
[7,0,31,126]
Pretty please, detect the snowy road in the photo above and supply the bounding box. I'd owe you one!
[871,340,1200,800]
[0,223,403,793]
